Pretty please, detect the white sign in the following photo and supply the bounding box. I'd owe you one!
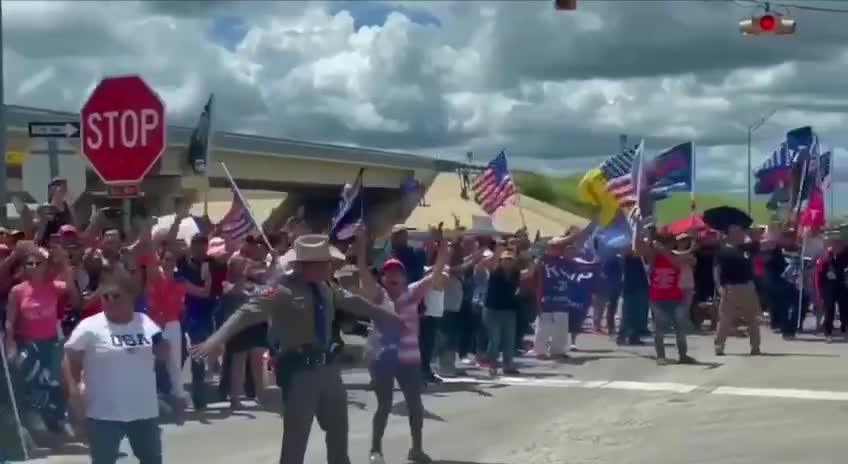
[22,142,87,204]
[84,109,160,150]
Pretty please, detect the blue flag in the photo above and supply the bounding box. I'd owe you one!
[539,256,598,311]
[586,211,631,260]
[650,142,693,194]
[329,169,365,241]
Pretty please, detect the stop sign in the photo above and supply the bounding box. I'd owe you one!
[80,75,166,185]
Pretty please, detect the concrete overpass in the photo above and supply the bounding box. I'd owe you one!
[4,105,461,234]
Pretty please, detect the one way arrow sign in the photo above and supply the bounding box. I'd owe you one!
[28,121,81,138]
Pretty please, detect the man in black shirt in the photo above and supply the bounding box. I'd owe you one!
[714,224,762,356]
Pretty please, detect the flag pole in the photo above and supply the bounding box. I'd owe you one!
[631,141,645,249]
[516,195,527,230]
[219,161,273,251]
[797,235,807,330]
[203,94,215,219]
[829,151,835,224]
[690,141,697,216]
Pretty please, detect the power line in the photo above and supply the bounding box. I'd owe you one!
[725,0,848,14]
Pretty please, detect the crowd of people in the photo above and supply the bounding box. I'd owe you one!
[0,177,844,464]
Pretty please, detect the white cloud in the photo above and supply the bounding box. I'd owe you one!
[2,0,848,201]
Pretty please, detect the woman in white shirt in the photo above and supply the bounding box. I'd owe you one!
[63,275,169,464]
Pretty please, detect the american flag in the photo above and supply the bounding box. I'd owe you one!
[218,191,258,242]
[600,144,641,207]
[472,151,518,215]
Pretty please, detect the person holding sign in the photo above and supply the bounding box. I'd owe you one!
[534,230,597,358]
[633,229,697,365]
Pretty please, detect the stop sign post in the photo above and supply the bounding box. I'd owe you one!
[80,75,166,186]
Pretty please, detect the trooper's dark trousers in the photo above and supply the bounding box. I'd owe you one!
[278,363,350,464]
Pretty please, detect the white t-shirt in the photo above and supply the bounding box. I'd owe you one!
[424,289,445,317]
[65,312,162,422]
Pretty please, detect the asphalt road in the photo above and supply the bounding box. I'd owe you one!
[24,330,848,464]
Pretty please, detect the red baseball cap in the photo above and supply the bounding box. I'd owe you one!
[380,258,406,273]
[58,224,79,236]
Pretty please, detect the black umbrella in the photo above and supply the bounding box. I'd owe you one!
[702,206,753,233]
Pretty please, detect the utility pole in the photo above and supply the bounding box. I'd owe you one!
[619,134,628,152]
[0,1,7,226]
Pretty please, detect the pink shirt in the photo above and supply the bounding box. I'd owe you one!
[10,280,66,340]
[374,280,429,364]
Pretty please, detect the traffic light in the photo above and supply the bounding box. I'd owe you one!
[554,0,577,11]
[739,13,796,35]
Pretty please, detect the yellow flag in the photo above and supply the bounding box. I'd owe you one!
[576,168,619,225]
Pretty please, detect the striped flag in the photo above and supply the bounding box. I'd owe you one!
[218,191,258,242]
[472,150,518,215]
[600,144,641,207]
[329,168,365,241]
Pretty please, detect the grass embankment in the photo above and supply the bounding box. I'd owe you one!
[513,171,771,224]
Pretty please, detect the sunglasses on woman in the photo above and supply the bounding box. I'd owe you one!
[102,292,124,302]
[25,260,44,268]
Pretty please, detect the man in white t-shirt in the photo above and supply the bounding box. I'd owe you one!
[64,277,168,464]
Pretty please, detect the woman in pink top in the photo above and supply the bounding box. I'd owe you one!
[5,242,80,432]
[355,226,450,464]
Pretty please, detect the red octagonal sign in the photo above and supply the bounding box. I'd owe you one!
[80,75,166,185]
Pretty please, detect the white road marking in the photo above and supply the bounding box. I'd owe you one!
[712,386,848,401]
[601,381,699,393]
[436,376,848,402]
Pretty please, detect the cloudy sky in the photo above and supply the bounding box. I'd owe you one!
[4,0,848,198]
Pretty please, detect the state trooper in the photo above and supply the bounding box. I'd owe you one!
[192,234,401,464]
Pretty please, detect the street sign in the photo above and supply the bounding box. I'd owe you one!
[23,140,87,204]
[80,75,166,185]
[107,184,141,198]
[28,122,80,138]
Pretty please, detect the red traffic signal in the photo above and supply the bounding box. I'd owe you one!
[554,0,577,10]
[759,14,776,31]
[739,13,796,35]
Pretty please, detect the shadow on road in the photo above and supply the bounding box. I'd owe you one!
[789,337,848,344]
[553,354,631,366]
[176,407,258,425]
[391,401,445,422]
[431,460,508,464]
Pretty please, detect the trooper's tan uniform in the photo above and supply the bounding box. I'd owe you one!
[210,235,397,464]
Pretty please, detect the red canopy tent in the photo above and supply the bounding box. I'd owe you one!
[663,214,711,236]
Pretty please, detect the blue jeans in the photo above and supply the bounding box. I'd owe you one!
[485,309,517,369]
[651,300,689,359]
[87,418,162,464]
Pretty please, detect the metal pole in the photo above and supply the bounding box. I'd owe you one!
[122,198,131,233]
[47,139,58,179]
[829,152,835,224]
[747,128,752,214]
[619,134,627,152]
[0,1,7,226]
